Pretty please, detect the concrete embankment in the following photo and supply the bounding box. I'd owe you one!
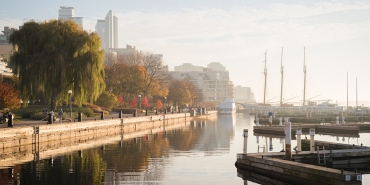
[0,111,217,168]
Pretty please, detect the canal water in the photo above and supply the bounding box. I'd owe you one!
[1,113,370,184]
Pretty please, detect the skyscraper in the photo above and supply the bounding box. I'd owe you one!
[95,19,106,49]
[104,10,118,50]
[95,10,118,51]
[58,6,83,30]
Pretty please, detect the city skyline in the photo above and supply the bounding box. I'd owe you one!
[1,0,370,105]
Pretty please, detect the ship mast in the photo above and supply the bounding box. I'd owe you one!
[356,77,358,108]
[302,47,307,106]
[263,50,267,104]
[280,47,284,106]
[347,72,348,116]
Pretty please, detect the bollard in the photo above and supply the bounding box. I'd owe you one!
[133,109,137,117]
[285,121,292,160]
[48,113,53,124]
[243,129,248,154]
[310,128,315,153]
[279,117,282,126]
[268,115,272,127]
[342,116,345,124]
[78,112,82,122]
[269,137,273,151]
[101,112,104,120]
[119,111,122,118]
[145,109,148,116]
[164,109,167,114]
[336,116,339,125]
[7,113,13,127]
[296,128,302,151]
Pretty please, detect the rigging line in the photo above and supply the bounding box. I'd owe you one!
[266,73,278,102]
[285,75,298,97]
[252,75,264,94]
[307,72,320,98]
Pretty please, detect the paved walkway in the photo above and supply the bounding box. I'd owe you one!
[0,112,160,129]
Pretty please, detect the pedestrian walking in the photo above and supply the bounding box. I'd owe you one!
[58,109,63,123]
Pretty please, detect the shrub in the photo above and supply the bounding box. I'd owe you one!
[95,91,118,110]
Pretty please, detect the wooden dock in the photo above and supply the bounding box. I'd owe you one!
[236,151,363,185]
[253,124,366,137]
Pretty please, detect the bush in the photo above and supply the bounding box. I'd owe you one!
[22,110,39,118]
[73,107,95,117]
[30,112,50,120]
[95,91,118,110]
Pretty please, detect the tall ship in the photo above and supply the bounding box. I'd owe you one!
[219,98,236,114]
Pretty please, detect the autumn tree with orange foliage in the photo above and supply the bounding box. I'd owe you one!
[155,100,163,109]
[0,82,20,109]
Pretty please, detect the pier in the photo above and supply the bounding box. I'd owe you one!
[235,120,369,184]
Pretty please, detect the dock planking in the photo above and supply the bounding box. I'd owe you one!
[253,124,364,136]
[236,153,362,185]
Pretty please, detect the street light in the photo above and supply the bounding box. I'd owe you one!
[138,94,141,110]
[68,90,72,119]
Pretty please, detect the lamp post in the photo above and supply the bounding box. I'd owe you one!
[164,96,167,106]
[68,90,72,119]
[138,94,141,110]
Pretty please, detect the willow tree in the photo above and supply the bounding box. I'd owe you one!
[9,20,105,109]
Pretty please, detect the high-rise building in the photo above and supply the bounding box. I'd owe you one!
[95,19,106,49]
[104,10,118,50]
[58,6,83,30]
[95,10,118,51]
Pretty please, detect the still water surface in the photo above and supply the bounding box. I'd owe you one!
[1,113,370,184]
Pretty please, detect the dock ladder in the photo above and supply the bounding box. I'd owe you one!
[317,146,326,165]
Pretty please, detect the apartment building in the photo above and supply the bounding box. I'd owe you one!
[170,62,234,105]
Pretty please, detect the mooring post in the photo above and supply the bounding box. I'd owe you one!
[342,116,345,124]
[269,137,273,151]
[243,129,248,154]
[269,115,272,127]
[285,121,292,160]
[296,127,302,151]
[279,117,282,126]
[336,116,339,125]
[310,128,315,153]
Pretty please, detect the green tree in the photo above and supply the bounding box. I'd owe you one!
[95,91,118,110]
[9,20,105,109]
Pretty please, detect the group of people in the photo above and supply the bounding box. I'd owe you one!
[47,108,64,123]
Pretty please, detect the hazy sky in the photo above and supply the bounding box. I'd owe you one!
[1,0,370,106]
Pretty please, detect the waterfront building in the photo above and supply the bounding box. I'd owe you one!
[0,57,12,78]
[58,6,83,30]
[174,63,203,72]
[170,62,234,105]
[234,85,256,104]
